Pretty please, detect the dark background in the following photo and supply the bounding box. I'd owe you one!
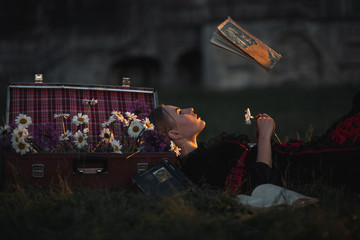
[1,0,359,140]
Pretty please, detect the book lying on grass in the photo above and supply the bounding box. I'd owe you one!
[210,17,282,72]
[235,184,318,211]
[132,159,197,197]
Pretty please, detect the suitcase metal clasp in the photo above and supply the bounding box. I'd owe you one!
[73,157,108,174]
[32,164,45,178]
[136,163,149,174]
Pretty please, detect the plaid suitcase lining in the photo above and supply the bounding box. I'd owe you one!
[7,85,156,141]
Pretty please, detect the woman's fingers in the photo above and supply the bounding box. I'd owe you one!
[255,113,266,119]
[255,113,276,133]
[255,113,272,119]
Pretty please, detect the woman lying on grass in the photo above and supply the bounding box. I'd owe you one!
[149,92,360,194]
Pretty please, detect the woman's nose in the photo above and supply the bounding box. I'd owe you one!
[185,108,194,114]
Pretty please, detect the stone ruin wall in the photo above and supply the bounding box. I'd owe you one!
[1,0,360,111]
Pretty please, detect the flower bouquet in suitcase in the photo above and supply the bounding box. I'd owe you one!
[1,82,179,190]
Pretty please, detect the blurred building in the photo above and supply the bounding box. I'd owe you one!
[1,0,360,96]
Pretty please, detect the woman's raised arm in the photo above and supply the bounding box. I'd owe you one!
[255,114,275,167]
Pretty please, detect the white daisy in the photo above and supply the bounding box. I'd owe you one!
[127,120,144,138]
[245,108,254,125]
[15,113,32,128]
[54,113,70,119]
[169,141,181,157]
[100,128,114,143]
[83,128,89,134]
[111,139,122,154]
[101,115,116,127]
[72,113,89,126]
[12,126,29,139]
[125,112,137,120]
[12,139,31,155]
[73,130,88,149]
[82,98,98,106]
[11,133,21,146]
[112,111,125,122]
[0,124,11,135]
[59,130,72,141]
[143,117,154,131]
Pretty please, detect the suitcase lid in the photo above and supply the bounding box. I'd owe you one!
[6,82,159,141]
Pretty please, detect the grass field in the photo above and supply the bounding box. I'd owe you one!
[1,84,360,239]
[0,184,359,240]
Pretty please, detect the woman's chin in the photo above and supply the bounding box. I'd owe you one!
[200,121,206,130]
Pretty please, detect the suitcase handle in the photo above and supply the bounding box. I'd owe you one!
[73,156,108,174]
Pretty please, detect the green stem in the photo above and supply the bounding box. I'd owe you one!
[26,138,43,153]
[65,141,77,152]
[126,149,140,159]
[61,117,66,134]
[273,130,282,144]
[91,141,102,153]
[86,105,91,152]
[129,129,144,152]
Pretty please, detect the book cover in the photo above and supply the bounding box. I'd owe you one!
[132,159,197,197]
[211,17,282,71]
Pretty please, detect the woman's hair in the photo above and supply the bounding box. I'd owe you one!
[148,104,175,137]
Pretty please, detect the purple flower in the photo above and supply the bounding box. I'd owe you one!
[141,129,169,152]
[128,100,152,120]
[0,132,15,155]
[0,123,16,154]
[32,123,59,151]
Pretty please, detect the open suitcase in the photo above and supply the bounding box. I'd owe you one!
[2,82,177,190]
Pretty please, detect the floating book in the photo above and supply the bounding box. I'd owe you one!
[210,17,282,72]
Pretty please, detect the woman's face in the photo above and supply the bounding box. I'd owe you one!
[163,105,205,140]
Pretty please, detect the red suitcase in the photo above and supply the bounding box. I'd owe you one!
[3,152,176,190]
[2,82,177,189]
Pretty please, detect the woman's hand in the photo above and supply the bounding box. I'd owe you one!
[255,113,275,142]
[255,113,275,168]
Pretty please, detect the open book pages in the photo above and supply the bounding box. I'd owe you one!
[235,184,319,211]
[210,17,282,72]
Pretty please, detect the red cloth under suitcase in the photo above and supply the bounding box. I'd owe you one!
[2,82,177,189]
